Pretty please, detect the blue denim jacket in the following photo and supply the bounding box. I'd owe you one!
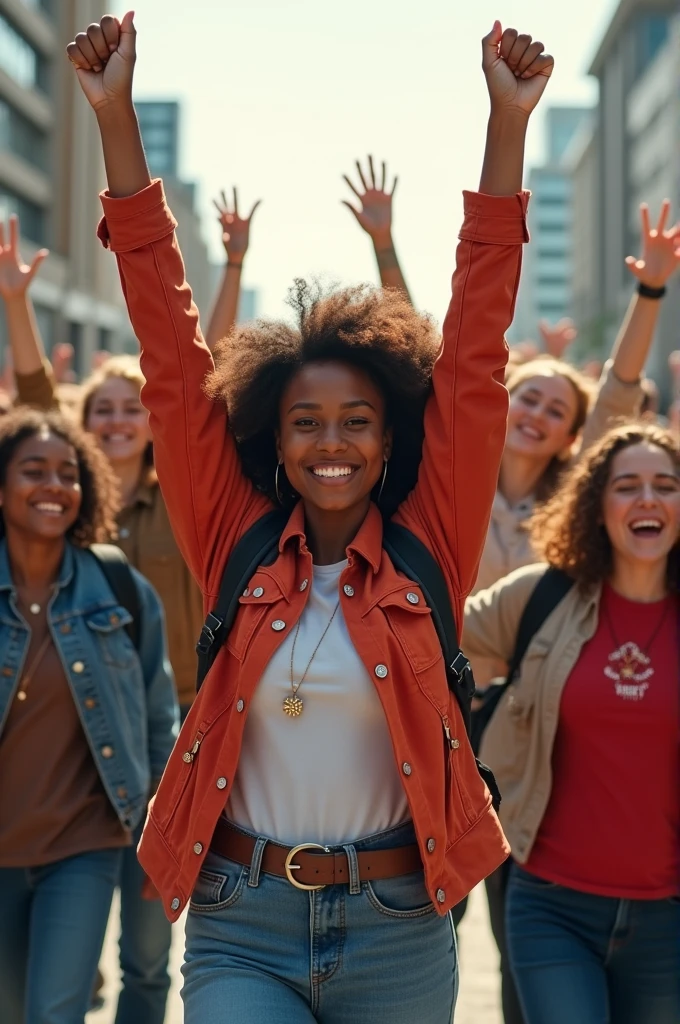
[0,540,179,832]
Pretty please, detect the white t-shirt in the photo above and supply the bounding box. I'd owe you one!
[226,560,410,846]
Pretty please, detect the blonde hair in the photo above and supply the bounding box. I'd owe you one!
[506,357,595,502]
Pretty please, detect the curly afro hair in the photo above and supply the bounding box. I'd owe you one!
[205,280,440,516]
[0,407,120,546]
[531,420,680,589]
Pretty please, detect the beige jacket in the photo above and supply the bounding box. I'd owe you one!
[463,564,601,861]
[469,361,641,686]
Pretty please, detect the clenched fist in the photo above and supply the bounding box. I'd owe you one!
[66,11,136,112]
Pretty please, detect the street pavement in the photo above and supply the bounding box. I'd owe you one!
[88,883,502,1023]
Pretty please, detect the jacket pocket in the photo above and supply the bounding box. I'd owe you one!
[85,606,136,669]
[225,571,285,662]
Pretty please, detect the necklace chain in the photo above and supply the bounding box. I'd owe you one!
[603,591,671,659]
[283,598,340,717]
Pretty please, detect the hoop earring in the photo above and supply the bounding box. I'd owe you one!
[377,458,388,503]
[275,461,284,505]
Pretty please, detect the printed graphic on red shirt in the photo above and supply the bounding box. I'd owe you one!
[604,641,652,700]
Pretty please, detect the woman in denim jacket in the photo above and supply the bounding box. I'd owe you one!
[0,406,178,1024]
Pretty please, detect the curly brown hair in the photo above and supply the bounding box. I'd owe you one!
[80,355,154,469]
[506,357,595,503]
[0,408,120,546]
[205,280,440,515]
[531,421,680,587]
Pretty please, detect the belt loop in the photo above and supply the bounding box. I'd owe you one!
[342,843,361,895]
[248,837,268,888]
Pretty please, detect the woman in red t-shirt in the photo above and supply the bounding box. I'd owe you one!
[463,421,680,1024]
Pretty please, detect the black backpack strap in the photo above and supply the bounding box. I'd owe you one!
[382,521,475,735]
[196,510,289,692]
[506,567,574,685]
[89,543,141,650]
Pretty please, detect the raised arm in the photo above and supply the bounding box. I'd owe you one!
[397,23,553,610]
[342,156,412,301]
[580,201,680,454]
[0,216,57,410]
[205,188,261,349]
[66,13,269,594]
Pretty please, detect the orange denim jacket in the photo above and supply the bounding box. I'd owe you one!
[98,180,528,921]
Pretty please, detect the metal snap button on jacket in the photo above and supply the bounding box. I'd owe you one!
[374,664,388,679]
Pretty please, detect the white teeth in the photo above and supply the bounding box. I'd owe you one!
[104,433,131,442]
[312,466,354,478]
[631,519,663,531]
[34,503,64,514]
[518,424,543,440]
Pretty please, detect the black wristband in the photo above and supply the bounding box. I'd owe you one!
[637,281,666,299]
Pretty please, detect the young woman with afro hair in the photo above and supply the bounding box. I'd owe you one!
[68,12,554,1022]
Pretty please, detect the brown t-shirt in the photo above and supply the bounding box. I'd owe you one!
[0,609,129,867]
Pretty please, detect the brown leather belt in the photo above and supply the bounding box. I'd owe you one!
[211,818,423,891]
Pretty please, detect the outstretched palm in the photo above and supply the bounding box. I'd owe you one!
[0,216,47,300]
[625,201,680,289]
[212,188,261,262]
[342,157,397,243]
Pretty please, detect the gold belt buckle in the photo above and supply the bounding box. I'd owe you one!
[284,843,329,890]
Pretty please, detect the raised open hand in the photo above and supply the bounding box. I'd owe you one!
[0,216,48,301]
[482,22,554,117]
[66,11,136,112]
[212,189,261,264]
[625,201,680,289]
[342,157,397,246]
[539,318,578,359]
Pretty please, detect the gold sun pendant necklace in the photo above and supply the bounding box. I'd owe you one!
[283,599,340,717]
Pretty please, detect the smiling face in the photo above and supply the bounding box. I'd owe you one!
[276,361,391,514]
[506,373,579,462]
[603,443,680,571]
[0,428,82,542]
[85,376,151,465]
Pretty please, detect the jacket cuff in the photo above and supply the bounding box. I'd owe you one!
[97,179,177,253]
[459,190,530,245]
[599,358,644,404]
[14,361,58,410]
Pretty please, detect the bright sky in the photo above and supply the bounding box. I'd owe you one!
[116,0,619,327]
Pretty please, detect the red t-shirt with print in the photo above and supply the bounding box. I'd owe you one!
[524,583,680,899]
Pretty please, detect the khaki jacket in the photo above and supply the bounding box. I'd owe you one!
[469,362,641,686]
[15,365,204,708]
[463,564,601,861]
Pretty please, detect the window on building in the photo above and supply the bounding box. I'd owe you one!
[19,0,52,13]
[34,304,54,351]
[0,15,46,91]
[97,326,113,353]
[634,13,669,80]
[537,275,568,287]
[0,100,47,171]
[0,189,46,245]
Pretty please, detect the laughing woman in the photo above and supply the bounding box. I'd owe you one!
[0,407,177,1024]
[463,422,680,1024]
[67,13,554,1022]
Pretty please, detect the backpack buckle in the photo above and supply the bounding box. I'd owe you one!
[196,613,223,655]
[449,651,470,681]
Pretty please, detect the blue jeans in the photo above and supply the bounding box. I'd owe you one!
[182,821,458,1023]
[0,848,122,1024]
[114,821,172,1024]
[506,865,680,1024]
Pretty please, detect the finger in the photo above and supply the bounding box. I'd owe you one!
[516,40,544,76]
[390,175,398,197]
[86,22,111,63]
[27,249,49,283]
[625,256,644,279]
[9,214,18,254]
[499,27,518,63]
[100,15,121,53]
[220,189,229,212]
[248,200,262,221]
[355,160,369,193]
[212,198,226,219]
[343,175,363,202]
[656,198,671,234]
[66,42,91,71]
[506,33,533,73]
[481,20,503,71]
[380,161,386,192]
[341,200,363,224]
[368,155,377,190]
[520,53,554,80]
[73,32,103,71]
[640,203,650,238]
[118,10,137,62]
[232,187,239,218]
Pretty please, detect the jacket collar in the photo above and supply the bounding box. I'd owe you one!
[279,501,383,573]
[0,539,74,591]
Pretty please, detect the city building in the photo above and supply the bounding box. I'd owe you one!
[0,0,135,375]
[570,0,680,385]
[510,106,593,344]
[137,100,213,317]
